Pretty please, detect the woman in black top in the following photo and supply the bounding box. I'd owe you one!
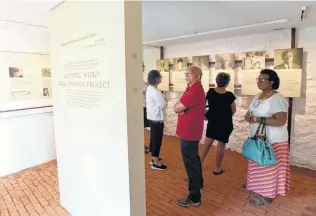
[201,72,236,175]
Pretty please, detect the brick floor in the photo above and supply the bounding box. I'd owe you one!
[145,133,316,216]
[1,132,316,216]
[0,160,69,216]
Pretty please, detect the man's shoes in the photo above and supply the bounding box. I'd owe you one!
[183,179,203,189]
[176,196,201,207]
[151,164,167,171]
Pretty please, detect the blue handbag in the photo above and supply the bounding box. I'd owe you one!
[242,118,277,166]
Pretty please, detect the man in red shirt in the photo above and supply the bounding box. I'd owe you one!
[173,66,205,207]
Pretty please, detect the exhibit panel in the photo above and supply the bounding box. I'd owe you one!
[156,59,170,91]
[0,51,52,112]
[241,69,261,95]
[192,55,210,92]
[274,48,303,97]
[172,57,188,91]
[241,51,266,95]
[215,53,235,92]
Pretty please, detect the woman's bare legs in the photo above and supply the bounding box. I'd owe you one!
[214,142,226,173]
[200,137,215,164]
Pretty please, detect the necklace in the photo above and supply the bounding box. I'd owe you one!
[253,90,274,108]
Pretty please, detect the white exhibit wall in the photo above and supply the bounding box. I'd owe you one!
[0,19,158,177]
[143,45,160,81]
[0,21,56,177]
[163,27,316,170]
[50,1,145,216]
[0,21,49,54]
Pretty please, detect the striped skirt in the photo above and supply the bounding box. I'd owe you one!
[246,141,290,199]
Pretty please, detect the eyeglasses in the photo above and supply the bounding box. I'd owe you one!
[256,78,269,82]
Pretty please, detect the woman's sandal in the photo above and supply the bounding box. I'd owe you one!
[213,168,224,175]
[248,194,272,206]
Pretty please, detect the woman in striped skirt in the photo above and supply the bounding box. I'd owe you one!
[244,69,290,206]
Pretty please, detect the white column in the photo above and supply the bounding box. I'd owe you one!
[49,1,145,216]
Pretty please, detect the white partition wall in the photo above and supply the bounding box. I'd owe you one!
[49,1,145,216]
[0,21,55,177]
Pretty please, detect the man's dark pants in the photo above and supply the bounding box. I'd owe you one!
[180,139,203,202]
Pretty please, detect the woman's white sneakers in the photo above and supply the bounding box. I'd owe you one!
[151,164,168,171]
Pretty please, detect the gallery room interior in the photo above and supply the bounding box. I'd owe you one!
[0,0,316,216]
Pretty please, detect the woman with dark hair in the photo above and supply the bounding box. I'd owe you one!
[146,70,167,171]
[200,72,236,174]
[244,69,290,206]
[142,62,150,154]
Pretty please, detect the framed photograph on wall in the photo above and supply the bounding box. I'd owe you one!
[214,53,235,92]
[274,48,303,97]
[192,55,210,92]
[172,57,188,92]
[241,51,266,95]
[156,59,170,91]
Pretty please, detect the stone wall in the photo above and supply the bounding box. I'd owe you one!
[160,27,316,170]
[290,26,316,170]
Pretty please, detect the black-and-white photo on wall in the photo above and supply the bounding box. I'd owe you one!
[215,53,235,92]
[274,48,303,70]
[192,55,210,92]
[215,53,235,70]
[240,51,266,96]
[242,51,265,70]
[172,57,188,92]
[273,48,303,98]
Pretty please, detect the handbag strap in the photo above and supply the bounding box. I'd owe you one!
[260,117,267,141]
[254,118,263,138]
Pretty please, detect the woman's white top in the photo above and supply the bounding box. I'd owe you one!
[146,85,166,121]
[249,93,289,143]
[143,81,147,108]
